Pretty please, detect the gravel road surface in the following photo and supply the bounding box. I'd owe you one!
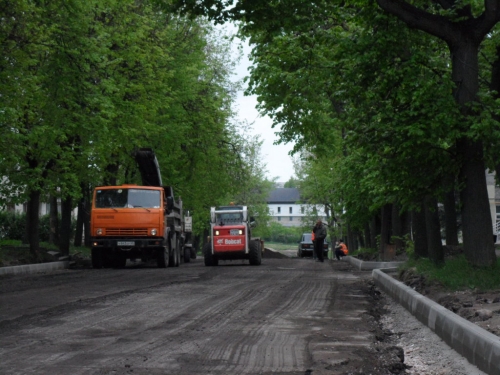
[0,255,487,374]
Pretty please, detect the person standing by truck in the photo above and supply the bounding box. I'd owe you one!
[312,219,327,262]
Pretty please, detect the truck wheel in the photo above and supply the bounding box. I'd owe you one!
[184,247,191,263]
[157,246,169,268]
[91,248,103,269]
[203,242,218,266]
[190,247,197,259]
[249,240,262,266]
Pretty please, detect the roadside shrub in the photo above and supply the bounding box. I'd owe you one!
[352,247,378,260]
[263,222,303,244]
[0,212,76,243]
[0,211,26,241]
[39,214,51,242]
[39,214,77,243]
[404,255,500,291]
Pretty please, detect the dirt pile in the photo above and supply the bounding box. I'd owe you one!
[263,247,289,259]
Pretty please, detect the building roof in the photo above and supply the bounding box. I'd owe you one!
[267,188,301,204]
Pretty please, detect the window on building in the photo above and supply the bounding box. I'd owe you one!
[289,207,293,214]
[277,207,281,214]
[301,206,305,214]
[277,216,281,221]
[289,216,293,221]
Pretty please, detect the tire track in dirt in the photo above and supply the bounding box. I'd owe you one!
[0,259,382,375]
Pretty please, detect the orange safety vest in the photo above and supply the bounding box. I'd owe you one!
[311,231,315,241]
[340,243,348,255]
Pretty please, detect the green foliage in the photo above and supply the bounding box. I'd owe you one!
[0,239,22,247]
[284,177,299,188]
[169,0,500,268]
[0,212,26,241]
[0,211,76,243]
[351,247,378,259]
[403,255,500,291]
[262,222,303,244]
[38,215,76,243]
[0,0,273,245]
[264,242,295,251]
[404,235,415,259]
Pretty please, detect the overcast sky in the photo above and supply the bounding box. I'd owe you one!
[225,27,296,183]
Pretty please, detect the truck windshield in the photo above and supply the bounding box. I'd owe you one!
[95,189,161,208]
[216,212,243,224]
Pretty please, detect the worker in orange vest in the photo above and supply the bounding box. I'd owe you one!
[335,239,348,260]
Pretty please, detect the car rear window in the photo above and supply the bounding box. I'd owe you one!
[303,233,312,242]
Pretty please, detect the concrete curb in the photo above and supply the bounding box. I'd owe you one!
[0,261,70,276]
[373,269,500,375]
[345,255,404,270]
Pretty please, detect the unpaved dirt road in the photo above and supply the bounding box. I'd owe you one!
[0,255,396,375]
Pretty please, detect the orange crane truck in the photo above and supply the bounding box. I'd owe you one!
[90,149,190,268]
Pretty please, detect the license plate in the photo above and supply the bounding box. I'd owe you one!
[117,241,135,246]
[230,229,240,235]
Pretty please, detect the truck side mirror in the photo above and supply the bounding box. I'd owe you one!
[166,196,174,213]
[249,217,256,228]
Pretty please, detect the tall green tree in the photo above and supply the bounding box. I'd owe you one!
[0,0,263,253]
[170,0,500,267]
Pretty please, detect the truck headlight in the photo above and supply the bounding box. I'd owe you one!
[151,228,157,236]
[215,230,220,236]
[96,228,103,235]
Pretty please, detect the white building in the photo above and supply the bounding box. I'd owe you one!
[4,201,53,216]
[267,188,327,227]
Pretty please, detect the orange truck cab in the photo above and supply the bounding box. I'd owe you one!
[90,149,189,268]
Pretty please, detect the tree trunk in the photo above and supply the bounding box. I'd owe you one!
[491,46,500,184]
[83,194,91,247]
[424,196,444,266]
[370,214,380,250]
[412,203,428,259]
[59,196,72,256]
[347,225,356,253]
[377,0,499,268]
[49,195,59,246]
[363,222,371,248]
[380,203,392,257]
[452,41,496,267]
[357,230,365,248]
[443,188,459,246]
[74,184,91,247]
[458,139,496,266]
[74,197,84,247]
[392,202,403,252]
[401,210,411,235]
[352,229,358,252]
[26,190,41,259]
